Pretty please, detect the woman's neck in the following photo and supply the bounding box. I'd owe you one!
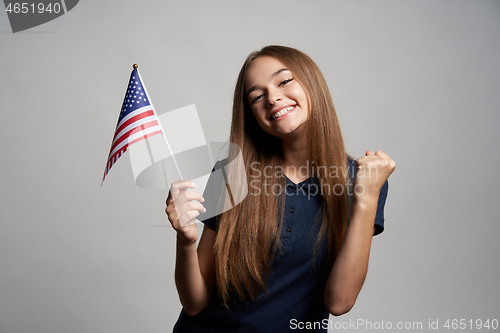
[281,133,311,184]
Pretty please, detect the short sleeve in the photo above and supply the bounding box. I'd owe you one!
[373,180,388,236]
[201,214,220,232]
[347,158,389,236]
[197,160,226,233]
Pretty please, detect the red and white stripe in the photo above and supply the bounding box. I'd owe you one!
[102,105,163,184]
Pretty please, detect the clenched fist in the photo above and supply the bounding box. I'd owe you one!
[165,180,206,244]
[354,150,396,200]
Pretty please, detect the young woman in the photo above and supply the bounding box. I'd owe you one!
[166,45,396,332]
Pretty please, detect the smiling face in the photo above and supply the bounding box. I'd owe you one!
[244,56,309,140]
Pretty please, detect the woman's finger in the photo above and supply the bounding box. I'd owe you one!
[178,210,201,228]
[374,150,390,159]
[169,180,198,202]
[173,190,204,211]
[175,201,206,220]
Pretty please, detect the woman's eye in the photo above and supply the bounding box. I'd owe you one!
[279,78,293,86]
[252,94,263,103]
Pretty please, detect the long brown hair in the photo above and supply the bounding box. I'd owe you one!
[214,45,350,307]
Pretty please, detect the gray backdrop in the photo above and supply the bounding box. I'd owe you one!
[1,1,499,332]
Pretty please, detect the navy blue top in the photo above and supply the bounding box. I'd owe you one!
[173,159,388,332]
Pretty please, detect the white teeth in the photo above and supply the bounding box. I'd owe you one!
[272,106,295,120]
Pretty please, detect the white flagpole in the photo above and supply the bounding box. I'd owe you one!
[134,64,183,180]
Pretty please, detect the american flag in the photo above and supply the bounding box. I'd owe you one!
[102,67,164,184]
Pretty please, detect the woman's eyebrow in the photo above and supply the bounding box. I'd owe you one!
[246,68,290,96]
[271,68,289,79]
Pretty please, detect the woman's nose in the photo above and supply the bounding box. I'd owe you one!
[267,88,282,105]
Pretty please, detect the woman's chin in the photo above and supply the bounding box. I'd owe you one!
[271,122,308,139]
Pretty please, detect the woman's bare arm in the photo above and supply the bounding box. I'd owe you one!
[175,225,216,316]
[324,150,395,316]
[166,180,216,316]
[324,197,379,316]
